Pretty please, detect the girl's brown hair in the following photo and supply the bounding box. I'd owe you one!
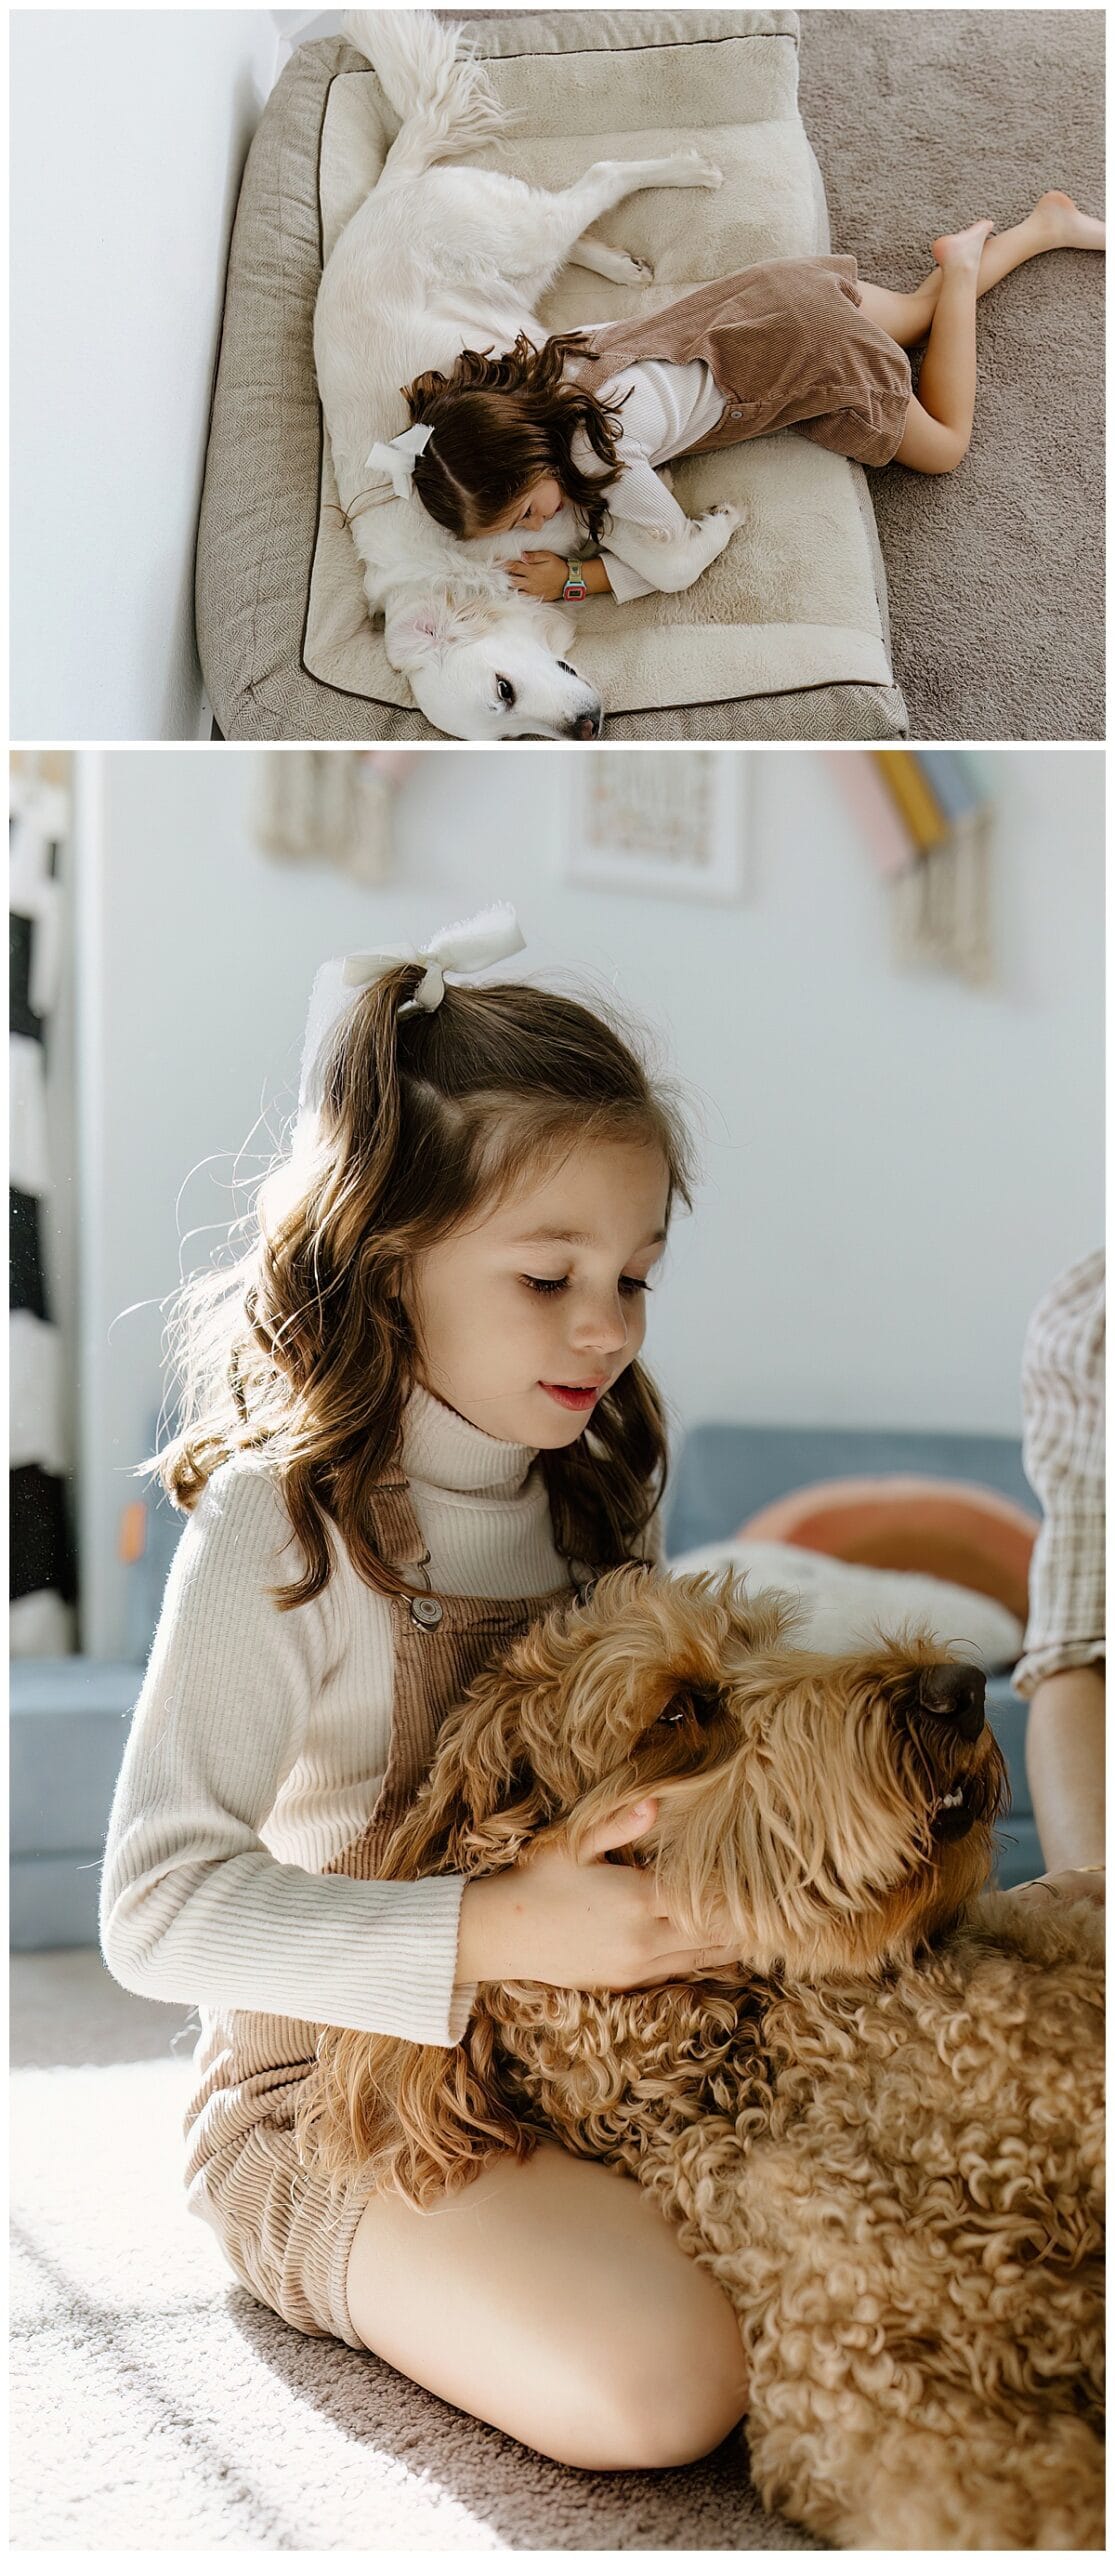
[151,969,693,1606]
[403,332,631,544]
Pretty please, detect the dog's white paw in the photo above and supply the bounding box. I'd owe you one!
[672,148,723,189]
[581,242,655,285]
[707,503,743,529]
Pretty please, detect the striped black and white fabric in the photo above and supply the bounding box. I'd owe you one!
[10,772,76,1654]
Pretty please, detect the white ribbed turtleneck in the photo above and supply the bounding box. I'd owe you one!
[403,1382,536,1494]
[99,1387,566,2048]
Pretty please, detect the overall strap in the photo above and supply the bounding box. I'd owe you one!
[326,1577,568,1882]
[361,1475,433,1587]
[327,1464,575,1880]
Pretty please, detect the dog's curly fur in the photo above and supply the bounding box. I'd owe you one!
[296,1567,1105,2549]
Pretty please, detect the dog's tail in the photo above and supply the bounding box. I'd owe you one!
[343,11,507,182]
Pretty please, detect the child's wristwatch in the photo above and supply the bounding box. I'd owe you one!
[561,558,589,602]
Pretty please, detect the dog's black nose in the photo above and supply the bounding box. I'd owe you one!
[567,710,602,740]
[919,1663,987,1742]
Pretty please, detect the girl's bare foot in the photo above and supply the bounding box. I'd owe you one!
[1032,190,1106,253]
[932,218,995,273]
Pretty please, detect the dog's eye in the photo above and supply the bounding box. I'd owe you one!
[495,676,516,708]
[659,1685,723,1728]
[556,660,576,676]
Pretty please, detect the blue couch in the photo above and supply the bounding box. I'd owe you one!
[664,1421,1041,1892]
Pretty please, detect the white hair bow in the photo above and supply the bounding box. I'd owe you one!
[297,902,526,1120]
[364,422,434,502]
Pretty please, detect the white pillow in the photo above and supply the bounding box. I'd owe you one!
[668,1538,1023,1671]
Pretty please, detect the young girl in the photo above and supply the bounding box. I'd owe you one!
[98,905,750,2470]
[386,199,1104,604]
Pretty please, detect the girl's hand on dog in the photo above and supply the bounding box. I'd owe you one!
[457,1799,741,1990]
[505,551,568,602]
[1008,1865,1105,1909]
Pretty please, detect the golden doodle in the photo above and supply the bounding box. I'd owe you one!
[298,1567,1104,2550]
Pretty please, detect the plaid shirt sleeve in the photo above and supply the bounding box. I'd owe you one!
[1012,1249,1106,1700]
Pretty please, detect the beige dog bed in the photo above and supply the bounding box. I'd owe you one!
[196,10,909,742]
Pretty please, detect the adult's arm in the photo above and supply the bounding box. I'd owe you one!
[1023,1665,1105,1871]
[1012,1249,1105,1873]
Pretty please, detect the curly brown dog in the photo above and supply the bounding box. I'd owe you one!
[297,1567,1105,2550]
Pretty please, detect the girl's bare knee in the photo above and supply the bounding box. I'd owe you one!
[587,2361,747,2471]
[578,2298,749,2471]
[345,2151,748,2472]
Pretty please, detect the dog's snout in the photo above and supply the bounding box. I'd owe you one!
[919,1663,987,1742]
[567,708,603,740]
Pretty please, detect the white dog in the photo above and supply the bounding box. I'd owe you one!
[314,12,741,741]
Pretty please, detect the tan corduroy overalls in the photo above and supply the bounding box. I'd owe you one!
[183,1477,575,2349]
[569,257,913,469]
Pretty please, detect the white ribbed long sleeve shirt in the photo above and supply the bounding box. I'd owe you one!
[545,357,727,601]
[99,1388,567,2047]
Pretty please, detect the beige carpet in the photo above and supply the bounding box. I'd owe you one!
[799,9,1105,741]
[10,1951,821,2551]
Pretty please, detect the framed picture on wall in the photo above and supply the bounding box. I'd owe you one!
[567,751,751,902]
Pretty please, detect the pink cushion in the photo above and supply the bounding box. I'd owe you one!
[738,1476,1037,1624]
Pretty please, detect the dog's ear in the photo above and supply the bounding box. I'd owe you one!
[297,1677,554,2209]
[383,594,453,670]
[386,591,577,672]
[378,1680,554,1882]
[523,598,577,655]
[299,2015,536,2210]
[384,585,493,667]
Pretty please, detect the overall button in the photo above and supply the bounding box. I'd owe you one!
[409,1594,444,1631]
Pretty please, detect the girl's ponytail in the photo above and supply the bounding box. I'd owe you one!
[312,960,421,1222]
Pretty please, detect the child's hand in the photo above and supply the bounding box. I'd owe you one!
[456,1799,741,1990]
[505,550,569,603]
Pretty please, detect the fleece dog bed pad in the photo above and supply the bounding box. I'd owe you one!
[196,12,909,741]
[669,1538,1024,1668]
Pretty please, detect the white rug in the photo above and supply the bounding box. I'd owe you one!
[11,1951,821,2551]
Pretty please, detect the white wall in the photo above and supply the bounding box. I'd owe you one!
[273,9,345,40]
[74,746,1104,1654]
[10,10,282,743]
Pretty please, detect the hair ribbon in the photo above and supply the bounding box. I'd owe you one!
[364,422,434,502]
[297,903,526,1120]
